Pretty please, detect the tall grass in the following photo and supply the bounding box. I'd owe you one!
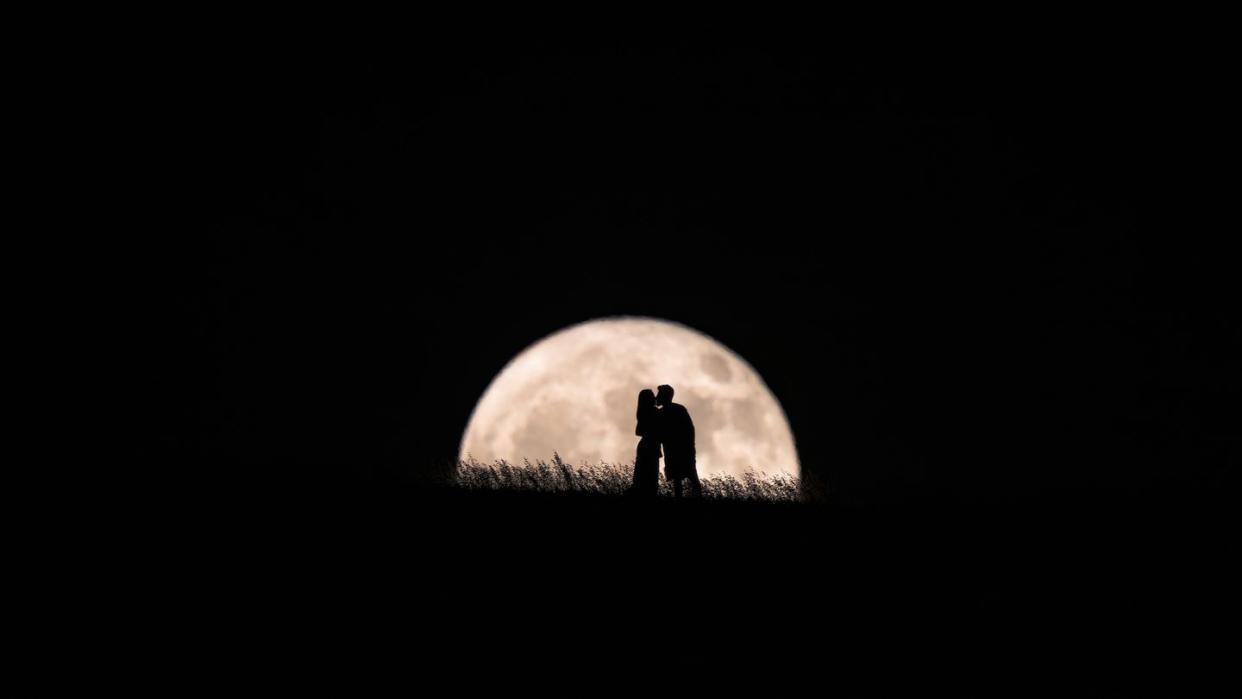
[456,454,802,503]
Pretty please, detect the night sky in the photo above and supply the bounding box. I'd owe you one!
[138,39,1236,499]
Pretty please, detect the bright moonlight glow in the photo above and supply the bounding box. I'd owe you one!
[460,317,799,478]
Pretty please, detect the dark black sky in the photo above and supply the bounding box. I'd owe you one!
[137,38,1236,498]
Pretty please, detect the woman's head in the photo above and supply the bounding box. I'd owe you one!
[637,388,656,413]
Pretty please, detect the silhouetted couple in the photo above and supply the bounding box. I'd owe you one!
[632,384,701,499]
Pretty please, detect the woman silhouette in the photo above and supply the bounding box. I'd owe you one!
[631,389,661,497]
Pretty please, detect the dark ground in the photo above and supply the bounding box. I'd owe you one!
[122,480,1234,691]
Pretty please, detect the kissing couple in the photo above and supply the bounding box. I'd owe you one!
[631,384,701,499]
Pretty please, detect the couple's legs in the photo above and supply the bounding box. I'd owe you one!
[672,473,702,499]
[632,456,659,497]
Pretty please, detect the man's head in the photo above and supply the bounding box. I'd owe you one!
[656,384,675,407]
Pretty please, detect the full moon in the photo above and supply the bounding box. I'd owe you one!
[460,317,800,478]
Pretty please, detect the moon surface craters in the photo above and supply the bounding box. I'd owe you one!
[700,352,733,383]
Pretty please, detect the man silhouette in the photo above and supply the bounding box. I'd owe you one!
[655,384,700,499]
